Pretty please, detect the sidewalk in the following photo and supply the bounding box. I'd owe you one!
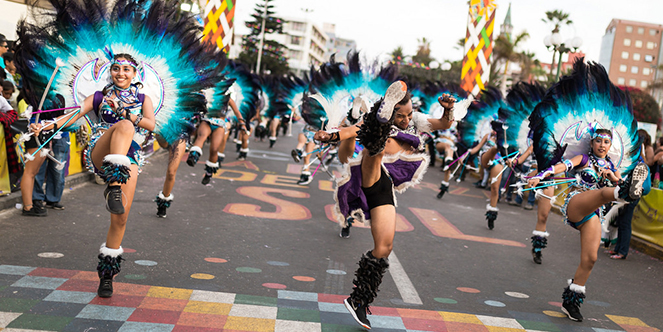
[0,172,95,212]
[0,264,659,332]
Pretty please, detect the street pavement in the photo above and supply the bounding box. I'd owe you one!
[1,124,662,332]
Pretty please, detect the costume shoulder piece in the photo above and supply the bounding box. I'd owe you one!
[15,0,225,144]
[529,59,640,173]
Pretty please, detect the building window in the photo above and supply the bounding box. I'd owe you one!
[631,66,639,74]
[646,41,655,49]
[623,38,631,46]
[290,21,305,31]
[641,80,648,88]
[629,79,637,86]
[645,54,654,62]
[637,27,645,34]
[621,51,629,59]
[626,25,633,33]
[643,67,651,75]
[618,77,625,85]
[290,36,301,45]
[635,40,643,48]
[651,29,658,36]
[633,53,641,61]
[619,65,627,72]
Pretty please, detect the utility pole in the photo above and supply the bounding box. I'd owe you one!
[255,0,268,74]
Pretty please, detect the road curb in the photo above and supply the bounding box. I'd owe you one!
[0,172,95,212]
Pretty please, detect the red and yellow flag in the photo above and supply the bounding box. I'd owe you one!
[202,0,236,52]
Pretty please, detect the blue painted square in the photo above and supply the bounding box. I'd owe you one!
[0,274,23,287]
[77,304,135,321]
[12,276,67,290]
[318,302,346,313]
[61,318,124,332]
[118,321,174,332]
[320,311,360,326]
[277,298,318,310]
[0,286,53,300]
[555,324,596,332]
[0,265,36,276]
[44,290,96,304]
[592,329,626,332]
[29,301,86,317]
[370,315,406,329]
[277,290,318,302]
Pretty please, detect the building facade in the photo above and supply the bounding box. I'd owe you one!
[599,19,663,95]
[323,23,357,62]
[267,17,328,76]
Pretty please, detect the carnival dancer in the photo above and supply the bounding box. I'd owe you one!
[223,61,262,161]
[317,81,456,329]
[459,87,505,229]
[16,0,223,298]
[527,60,646,322]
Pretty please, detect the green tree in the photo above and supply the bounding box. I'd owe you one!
[391,46,405,62]
[412,37,434,66]
[542,10,573,74]
[237,0,289,75]
[621,86,662,126]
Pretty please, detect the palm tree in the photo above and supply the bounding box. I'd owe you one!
[495,31,530,77]
[412,37,434,66]
[542,10,573,74]
[518,50,543,82]
[391,46,404,62]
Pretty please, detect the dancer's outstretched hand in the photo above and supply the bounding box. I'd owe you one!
[314,130,332,142]
[438,94,456,110]
[528,178,540,188]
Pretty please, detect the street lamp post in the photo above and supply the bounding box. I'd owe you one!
[544,33,582,81]
[255,0,269,74]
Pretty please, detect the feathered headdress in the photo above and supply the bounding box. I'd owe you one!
[530,59,640,173]
[223,61,262,130]
[503,82,546,153]
[458,86,504,149]
[15,0,225,144]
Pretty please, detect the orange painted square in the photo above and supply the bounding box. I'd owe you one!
[70,271,98,281]
[397,308,446,320]
[370,306,400,317]
[57,279,98,293]
[402,317,447,331]
[445,321,489,332]
[128,308,181,324]
[172,326,222,332]
[177,312,227,328]
[317,294,346,303]
[139,296,189,311]
[90,294,145,307]
[113,282,151,296]
[29,267,79,278]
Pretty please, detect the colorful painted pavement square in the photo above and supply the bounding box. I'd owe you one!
[0,265,660,332]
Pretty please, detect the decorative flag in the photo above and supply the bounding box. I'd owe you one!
[203,0,236,52]
[461,0,497,95]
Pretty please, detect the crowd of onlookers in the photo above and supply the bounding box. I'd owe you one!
[0,33,69,216]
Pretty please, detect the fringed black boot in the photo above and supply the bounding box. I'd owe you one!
[344,251,390,330]
[531,231,549,264]
[357,81,407,156]
[485,204,498,230]
[562,280,586,322]
[100,154,131,215]
[97,243,124,298]
[155,191,173,218]
[437,181,449,199]
[238,148,249,161]
[187,146,202,167]
[202,160,219,185]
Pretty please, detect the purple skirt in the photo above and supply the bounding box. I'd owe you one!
[333,151,429,227]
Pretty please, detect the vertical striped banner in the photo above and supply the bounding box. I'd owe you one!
[202,0,236,52]
[461,0,496,95]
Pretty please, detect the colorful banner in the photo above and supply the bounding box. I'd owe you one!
[202,0,236,52]
[632,188,663,248]
[461,0,496,95]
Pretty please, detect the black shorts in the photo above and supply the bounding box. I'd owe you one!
[362,169,394,210]
[24,131,58,150]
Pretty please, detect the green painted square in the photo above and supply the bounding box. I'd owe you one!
[0,285,7,292]
[233,294,277,307]
[277,307,320,322]
[517,319,561,332]
[7,313,72,330]
[321,324,362,332]
[0,298,40,312]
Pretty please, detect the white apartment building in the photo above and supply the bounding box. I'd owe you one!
[269,17,328,76]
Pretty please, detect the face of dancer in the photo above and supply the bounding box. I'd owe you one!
[110,57,136,89]
[393,100,413,130]
[592,135,612,159]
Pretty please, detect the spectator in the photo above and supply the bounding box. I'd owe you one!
[32,130,70,210]
[2,80,15,110]
[0,79,22,179]
[609,129,654,259]
[2,52,19,88]
[0,35,7,69]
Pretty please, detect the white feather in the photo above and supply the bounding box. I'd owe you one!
[39,148,50,157]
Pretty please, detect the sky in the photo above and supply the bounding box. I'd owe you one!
[232,0,663,66]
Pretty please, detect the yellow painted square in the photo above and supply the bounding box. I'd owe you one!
[147,286,193,300]
[224,316,275,332]
[606,315,649,327]
[486,327,526,332]
[439,311,482,324]
[184,301,232,315]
